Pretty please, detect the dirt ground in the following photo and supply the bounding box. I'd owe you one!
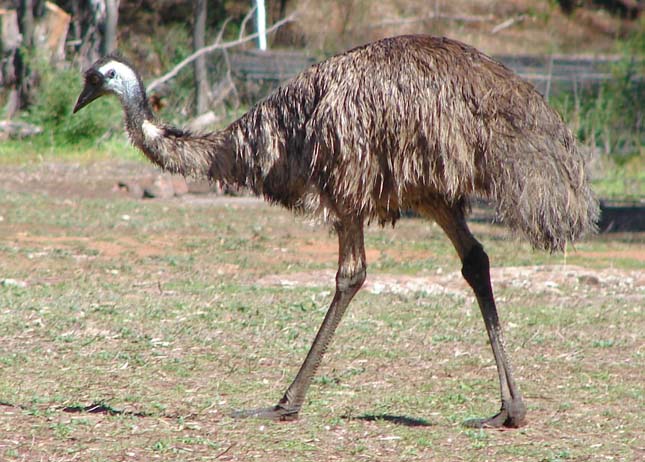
[0,160,643,462]
[2,160,643,293]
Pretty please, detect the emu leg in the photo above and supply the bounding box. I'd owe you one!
[425,202,526,428]
[460,244,526,428]
[232,220,366,420]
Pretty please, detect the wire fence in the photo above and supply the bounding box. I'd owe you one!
[228,49,643,100]
[495,54,642,100]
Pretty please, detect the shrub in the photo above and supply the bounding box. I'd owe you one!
[554,24,644,158]
[26,60,121,146]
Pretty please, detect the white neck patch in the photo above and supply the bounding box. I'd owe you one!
[142,120,163,140]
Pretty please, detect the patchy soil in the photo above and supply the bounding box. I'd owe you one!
[257,264,645,299]
[2,161,644,290]
[0,161,152,199]
[1,160,643,462]
[9,233,170,259]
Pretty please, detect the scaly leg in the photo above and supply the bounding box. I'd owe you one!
[459,243,526,428]
[233,219,366,420]
[423,201,526,428]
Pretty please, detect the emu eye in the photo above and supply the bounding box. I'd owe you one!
[106,69,116,79]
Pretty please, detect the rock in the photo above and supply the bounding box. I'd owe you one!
[115,180,144,199]
[579,274,601,286]
[142,174,188,198]
[0,120,43,140]
[187,179,216,194]
[143,175,175,199]
[1,278,27,288]
[171,176,189,196]
[115,174,190,199]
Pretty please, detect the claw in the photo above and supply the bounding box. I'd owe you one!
[231,404,300,421]
[464,406,526,429]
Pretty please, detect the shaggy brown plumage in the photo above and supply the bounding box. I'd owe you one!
[74,35,599,428]
[124,36,597,251]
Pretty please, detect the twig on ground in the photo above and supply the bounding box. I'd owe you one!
[215,443,236,459]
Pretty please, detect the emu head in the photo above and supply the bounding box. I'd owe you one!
[73,54,143,113]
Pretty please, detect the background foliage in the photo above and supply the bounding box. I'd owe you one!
[0,0,643,197]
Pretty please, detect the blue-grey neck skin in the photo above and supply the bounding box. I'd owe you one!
[121,81,152,121]
[97,58,228,179]
[120,82,154,148]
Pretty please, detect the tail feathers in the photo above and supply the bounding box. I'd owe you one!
[490,142,599,252]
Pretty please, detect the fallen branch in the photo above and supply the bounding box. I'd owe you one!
[215,443,236,459]
[491,15,526,34]
[147,12,297,93]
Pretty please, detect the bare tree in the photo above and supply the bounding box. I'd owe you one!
[193,0,209,115]
[101,0,119,55]
[146,11,296,93]
[65,0,118,68]
[14,0,45,110]
[1,8,22,117]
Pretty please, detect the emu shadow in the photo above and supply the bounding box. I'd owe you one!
[62,402,150,417]
[348,414,434,427]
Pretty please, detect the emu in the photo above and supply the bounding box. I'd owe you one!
[74,35,598,428]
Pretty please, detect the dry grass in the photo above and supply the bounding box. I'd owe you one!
[293,0,623,56]
[0,161,643,461]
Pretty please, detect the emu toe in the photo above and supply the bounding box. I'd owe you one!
[464,402,527,429]
[231,404,300,421]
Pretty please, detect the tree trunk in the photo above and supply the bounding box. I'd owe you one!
[15,0,36,111]
[101,0,120,55]
[67,0,112,69]
[18,0,35,48]
[34,2,72,63]
[193,0,209,115]
[1,8,22,117]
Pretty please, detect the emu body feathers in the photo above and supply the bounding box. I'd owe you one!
[96,36,596,251]
[75,34,599,427]
[233,36,598,249]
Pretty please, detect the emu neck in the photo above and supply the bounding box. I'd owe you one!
[119,83,155,149]
[117,80,233,181]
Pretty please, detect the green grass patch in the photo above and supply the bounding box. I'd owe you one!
[0,168,642,461]
[0,136,142,165]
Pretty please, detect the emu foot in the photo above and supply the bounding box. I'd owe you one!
[464,402,526,429]
[231,404,299,421]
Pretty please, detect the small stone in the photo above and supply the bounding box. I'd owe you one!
[143,175,175,199]
[1,279,27,288]
[115,181,144,199]
[579,275,601,286]
[171,176,189,196]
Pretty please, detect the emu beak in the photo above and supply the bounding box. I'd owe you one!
[73,80,104,113]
